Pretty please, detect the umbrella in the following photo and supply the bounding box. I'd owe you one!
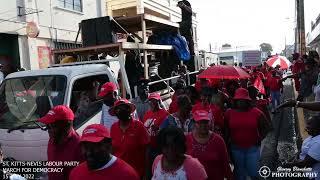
[198,65,251,79]
[266,55,292,69]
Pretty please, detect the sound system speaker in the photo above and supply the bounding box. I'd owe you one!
[81,16,114,47]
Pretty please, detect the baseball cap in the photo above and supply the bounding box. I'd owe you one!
[80,124,111,143]
[38,105,74,124]
[98,82,117,98]
[148,93,161,101]
[193,110,210,122]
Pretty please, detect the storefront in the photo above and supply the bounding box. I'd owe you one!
[0,33,21,76]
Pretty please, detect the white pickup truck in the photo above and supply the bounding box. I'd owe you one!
[0,64,117,161]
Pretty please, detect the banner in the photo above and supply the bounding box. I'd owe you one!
[37,46,52,69]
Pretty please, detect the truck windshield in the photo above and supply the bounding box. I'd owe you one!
[0,76,66,129]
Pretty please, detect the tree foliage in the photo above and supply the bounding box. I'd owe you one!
[222,44,232,48]
[260,43,273,56]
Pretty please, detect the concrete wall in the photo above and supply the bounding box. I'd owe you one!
[0,0,104,70]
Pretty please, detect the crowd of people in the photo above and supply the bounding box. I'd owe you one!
[34,61,285,180]
[2,51,320,180]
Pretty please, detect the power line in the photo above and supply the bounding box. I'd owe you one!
[0,8,17,16]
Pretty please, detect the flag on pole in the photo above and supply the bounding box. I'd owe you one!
[254,76,266,95]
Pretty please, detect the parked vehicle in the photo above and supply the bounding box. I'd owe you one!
[0,64,117,160]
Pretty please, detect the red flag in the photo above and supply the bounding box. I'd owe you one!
[254,76,266,95]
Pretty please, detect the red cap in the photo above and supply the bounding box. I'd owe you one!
[233,88,252,101]
[109,98,136,116]
[193,110,210,122]
[38,105,74,124]
[81,124,110,143]
[98,82,117,98]
[148,93,161,100]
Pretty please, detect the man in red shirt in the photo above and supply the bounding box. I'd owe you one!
[292,53,304,91]
[192,87,224,136]
[269,70,284,113]
[143,93,169,147]
[69,124,139,180]
[143,93,169,179]
[110,99,150,178]
[38,105,83,180]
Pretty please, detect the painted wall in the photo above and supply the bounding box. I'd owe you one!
[0,0,105,70]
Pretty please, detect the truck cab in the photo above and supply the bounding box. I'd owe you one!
[0,64,117,161]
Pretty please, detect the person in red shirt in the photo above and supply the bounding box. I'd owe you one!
[143,93,169,179]
[69,124,139,180]
[169,79,186,113]
[192,87,224,136]
[269,70,284,113]
[143,93,169,147]
[225,88,272,180]
[38,105,83,180]
[248,85,271,123]
[186,110,233,180]
[292,53,304,91]
[264,67,273,98]
[110,99,150,178]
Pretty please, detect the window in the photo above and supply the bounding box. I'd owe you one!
[58,0,83,12]
[70,75,109,129]
[0,76,66,129]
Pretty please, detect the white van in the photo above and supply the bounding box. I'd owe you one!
[0,64,117,161]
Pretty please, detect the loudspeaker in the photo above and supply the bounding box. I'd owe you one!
[81,16,114,47]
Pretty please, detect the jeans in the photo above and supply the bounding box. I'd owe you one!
[231,145,260,180]
[271,91,281,110]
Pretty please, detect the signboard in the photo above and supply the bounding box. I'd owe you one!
[37,46,52,69]
[26,22,40,38]
[242,51,262,66]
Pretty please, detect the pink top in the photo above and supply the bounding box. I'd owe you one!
[152,154,207,180]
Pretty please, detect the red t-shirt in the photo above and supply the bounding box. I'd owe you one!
[195,80,202,93]
[111,120,150,177]
[192,102,224,129]
[292,60,305,74]
[47,128,84,180]
[143,109,169,147]
[264,72,270,87]
[269,76,283,91]
[186,133,233,180]
[255,99,271,122]
[225,108,264,148]
[69,158,140,180]
[169,94,179,114]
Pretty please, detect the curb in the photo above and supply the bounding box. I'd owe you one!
[292,80,308,141]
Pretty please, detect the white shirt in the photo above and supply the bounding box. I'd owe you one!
[100,104,118,131]
[300,134,320,179]
[152,158,187,180]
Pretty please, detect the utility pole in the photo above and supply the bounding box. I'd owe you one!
[295,0,306,54]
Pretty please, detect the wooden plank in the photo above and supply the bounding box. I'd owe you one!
[52,44,121,55]
[121,42,173,50]
[52,42,172,56]
[144,14,179,28]
[113,13,179,33]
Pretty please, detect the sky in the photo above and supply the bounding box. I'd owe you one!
[189,0,320,53]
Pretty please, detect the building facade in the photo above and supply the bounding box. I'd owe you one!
[0,0,105,73]
[307,13,320,53]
